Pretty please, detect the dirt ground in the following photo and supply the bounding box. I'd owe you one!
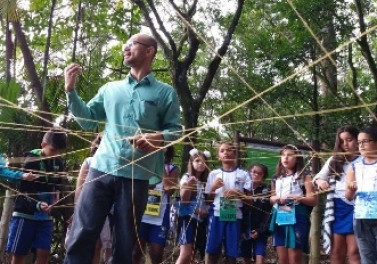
[161,236,331,264]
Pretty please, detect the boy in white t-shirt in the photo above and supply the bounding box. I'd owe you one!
[346,126,377,264]
[205,141,252,264]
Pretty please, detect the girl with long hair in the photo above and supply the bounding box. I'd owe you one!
[176,148,210,264]
[313,125,360,264]
[269,144,317,264]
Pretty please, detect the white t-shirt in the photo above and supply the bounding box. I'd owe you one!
[314,156,360,204]
[275,173,303,197]
[205,167,251,219]
[84,156,93,167]
[273,173,304,208]
[179,173,206,221]
[353,158,377,219]
[141,164,176,225]
[141,182,168,225]
[353,158,377,192]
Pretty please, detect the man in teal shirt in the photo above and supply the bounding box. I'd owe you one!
[64,33,181,264]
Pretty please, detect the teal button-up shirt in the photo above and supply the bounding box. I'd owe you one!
[67,73,182,180]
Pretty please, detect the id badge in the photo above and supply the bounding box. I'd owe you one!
[145,189,162,216]
[355,191,377,219]
[276,205,296,225]
[219,197,237,221]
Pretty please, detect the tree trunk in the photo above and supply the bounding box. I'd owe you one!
[72,0,82,63]
[319,6,337,96]
[353,0,377,118]
[6,19,13,84]
[41,0,57,105]
[309,48,321,264]
[309,140,321,264]
[348,43,363,126]
[11,21,51,123]
[0,190,15,263]
[181,96,200,171]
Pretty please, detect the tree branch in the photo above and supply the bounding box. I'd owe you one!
[353,0,377,99]
[41,0,57,104]
[133,0,177,60]
[12,20,51,120]
[169,0,200,71]
[198,0,245,104]
[348,43,360,105]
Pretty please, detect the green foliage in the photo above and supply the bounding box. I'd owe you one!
[0,80,20,103]
[197,0,377,151]
[0,80,37,156]
[1,0,377,260]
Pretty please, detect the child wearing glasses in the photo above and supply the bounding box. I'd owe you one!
[269,145,317,264]
[240,163,272,264]
[346,126,377,264]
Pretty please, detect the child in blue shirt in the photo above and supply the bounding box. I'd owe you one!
[7,130,67,264]
[0,156,35,182]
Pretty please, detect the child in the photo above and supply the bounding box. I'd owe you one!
[0,156,35,182]
[133,146,180,264]
[240,163,272,264]
[346,126,377,263]
[175,148,210,264]
[6,130,67,264]
[313,125,360,264]
[66,133,112,264]
[204,141,252,264]
[269,144,317,264]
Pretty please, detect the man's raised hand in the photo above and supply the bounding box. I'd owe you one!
[64,63,82,92]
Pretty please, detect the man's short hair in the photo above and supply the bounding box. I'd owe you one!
[42,130,67,150]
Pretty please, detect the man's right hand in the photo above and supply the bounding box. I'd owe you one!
[64,63,82,92]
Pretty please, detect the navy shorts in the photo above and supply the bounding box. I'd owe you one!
[7,217,53,255]
[240,236,268,258]
[139,207,170,246]
[205,216,241,258]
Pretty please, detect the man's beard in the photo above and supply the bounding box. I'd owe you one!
[123,58,131,67]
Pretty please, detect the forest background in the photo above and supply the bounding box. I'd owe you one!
[0,0,377,263]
